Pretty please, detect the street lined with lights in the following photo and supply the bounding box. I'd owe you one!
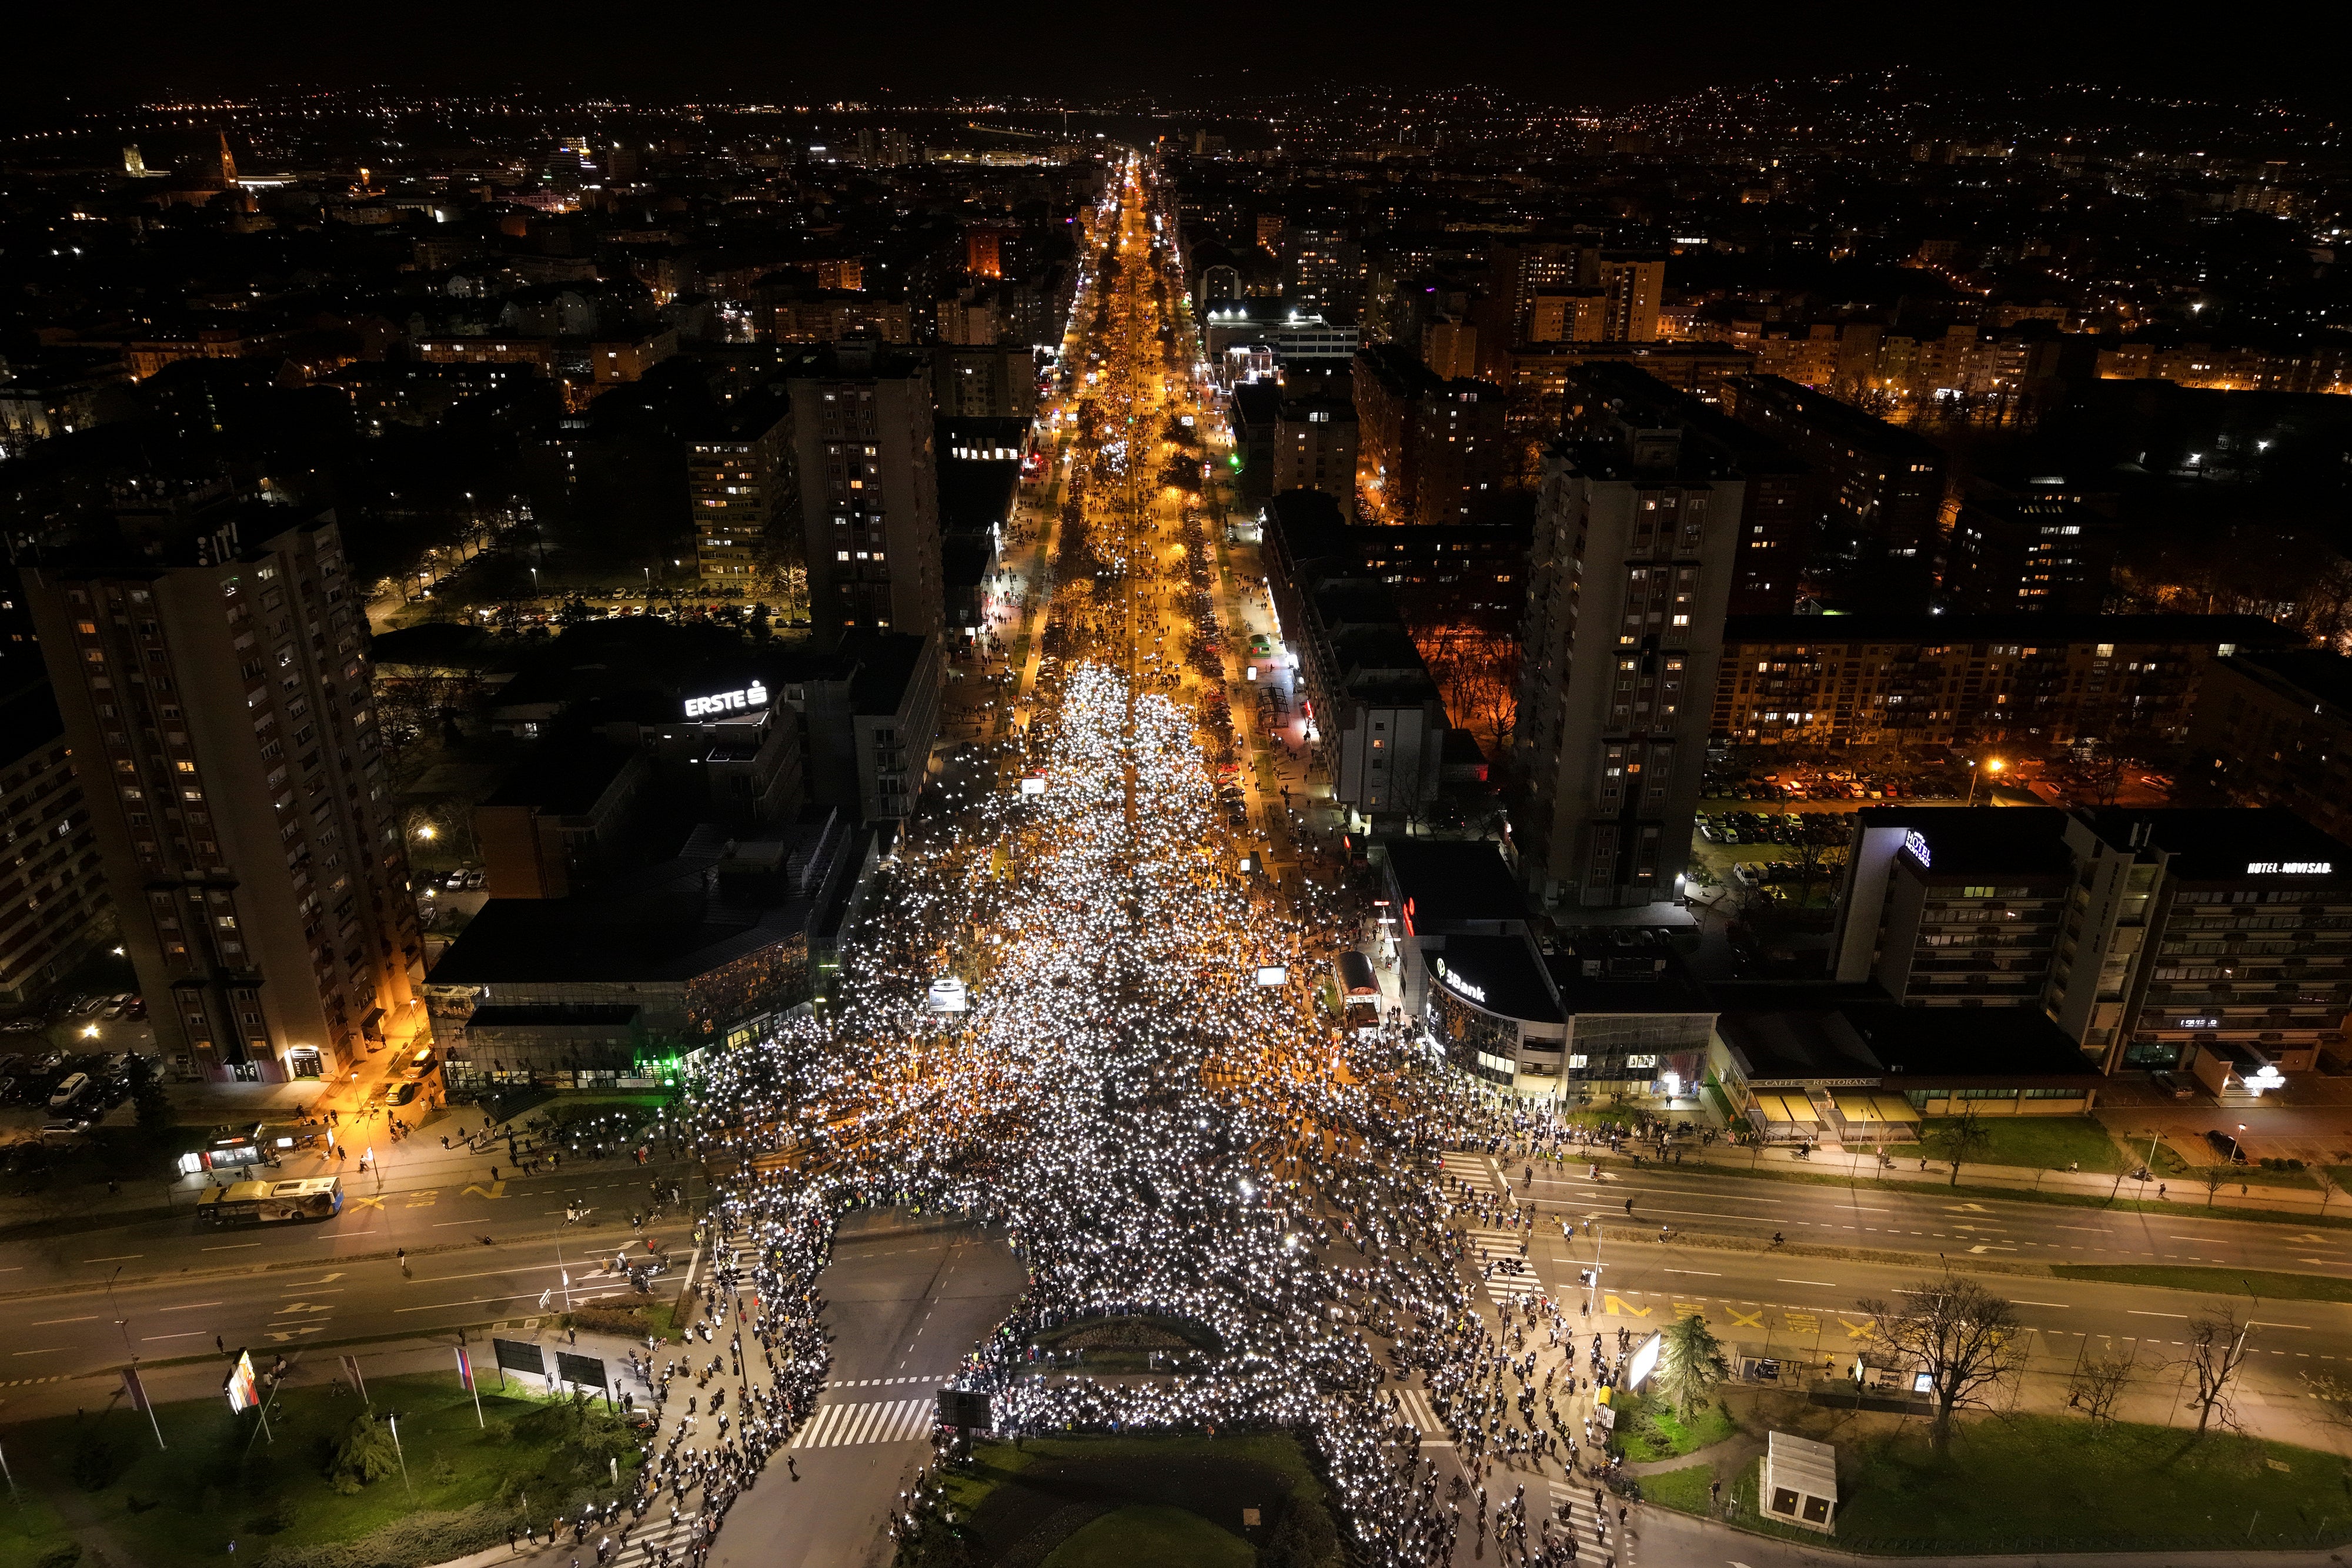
[660,159,1706,1568]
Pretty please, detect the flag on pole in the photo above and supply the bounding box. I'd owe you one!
[123,1365,166,1450]
[455,1348,475,1393]
[342,1353,369,1404]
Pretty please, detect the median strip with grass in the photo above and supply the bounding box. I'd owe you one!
[2051,1263,2352,1302]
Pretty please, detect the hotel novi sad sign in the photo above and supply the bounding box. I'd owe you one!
[2247,861,2332,874]
[684,680,768,720]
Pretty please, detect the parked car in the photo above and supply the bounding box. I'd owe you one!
[463,870,486,890]
[2204,1129,2247,1164]
[2150,1070,2193,1100]
[48,1071,91,1111]
[0,1077,17,1105]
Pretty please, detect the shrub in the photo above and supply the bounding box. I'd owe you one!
[1261,1492,1341,1568]
[570,1304,651,1337]
[69,1432,119,1492]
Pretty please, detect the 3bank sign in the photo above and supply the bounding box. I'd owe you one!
[683,680,768,720]
[1433,956,1488,1005]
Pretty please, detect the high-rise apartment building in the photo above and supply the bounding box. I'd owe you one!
[1720,374,1948,607]
[1515,380,1746,909]
[19,506,426,1081]
[1596,254,1665,343]
[1273,397,1358,507]
[0,680,110,1008]
[689,394,795,584]
[1941,495,2119,614]
[932,344,1040,420]
[1835,805,2352,1079]
[786,339,944,646]
[1556,367,1817,615]
[1351,345,1508,526]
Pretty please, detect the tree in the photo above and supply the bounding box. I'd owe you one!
[1924,1105,1994,1187]
[326,1412,401,1493]
[2200,1161,2233,1207]
[1654,1310,1730,1420]
[2176,1308,2254,1436]
[2068,1347,2134,1420]
[1857,1272,2026,1455]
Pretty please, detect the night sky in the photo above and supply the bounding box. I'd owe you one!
[14,1,2348,111]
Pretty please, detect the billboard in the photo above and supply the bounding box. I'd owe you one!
[555,1351,609,1392]
[1625,1330,1663,1389]
[223,1349,259,1415]
[492,1338,546,1379]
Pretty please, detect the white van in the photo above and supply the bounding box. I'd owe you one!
[48,1071,91,1111]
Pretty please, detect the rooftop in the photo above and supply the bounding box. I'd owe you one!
[430,812,846,987]
[1381,838,1525,929]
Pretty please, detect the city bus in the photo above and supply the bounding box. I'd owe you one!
[196,1175,345,1226]
[1334,950,1381,1033]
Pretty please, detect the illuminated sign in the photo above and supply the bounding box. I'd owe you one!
[1625,1331,1663,1389]
[684,680,768,720]
[1433,957,1488,1006]
[1254,965,1289,987]
[926,977,969,1014]
[223,1349,259,1415]
[2247,861,2332,875]
[1904,831,1932,868]
[2177,1017,2220,1029]
[1018,774,1048,795]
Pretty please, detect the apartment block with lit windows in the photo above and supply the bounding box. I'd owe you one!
[19,506,427,1081]
[689,396,794,584]
[1720,373,1948,607]
[1514,388,1745,910]
[784,339,944,647]
[1836,805,2352,1084]
[1709,613,2284,750]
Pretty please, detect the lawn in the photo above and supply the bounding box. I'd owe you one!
[5,1371,642,1568]
[1922,1116,2126,1173]
[943,1430,1324,1566]
[1612,1393,1738,1463]
[2051,1263,2352,1302]
[1639,1463,1717,1516]
[1040,1503,1252,1568]
[1649,1414,2352,1551]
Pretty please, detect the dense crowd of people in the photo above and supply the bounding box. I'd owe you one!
[658,163,1652,1568]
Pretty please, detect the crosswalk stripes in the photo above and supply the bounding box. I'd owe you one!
[1438,1152,1502,1193]
[1545,1477,1637,1566]
[824,1375,943,1389]
[1467,1226,1543,1301]
[613,1510,706,1563]
[789,1396,936,1449]
[1392,1386,1452,1447]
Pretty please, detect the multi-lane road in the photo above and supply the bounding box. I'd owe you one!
[0,1142,694,1390]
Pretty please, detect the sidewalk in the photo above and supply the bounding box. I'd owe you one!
[1582,1129,2352,1219]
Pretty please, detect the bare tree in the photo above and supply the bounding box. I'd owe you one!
[2176,1308,2254,1436]
[2199,1161,2233,1208]
[1924,1105,1994,1188]
[1858,1272,2026,1456]
[2068,1347,2134,1421]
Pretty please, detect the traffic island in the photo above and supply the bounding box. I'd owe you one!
[0,1371,645,1568]
[916,1431,1330,1567]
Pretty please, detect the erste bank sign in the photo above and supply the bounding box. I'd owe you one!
[684,680,768,720]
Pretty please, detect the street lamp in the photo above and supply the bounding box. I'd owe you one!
[1966,757,2004,807]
